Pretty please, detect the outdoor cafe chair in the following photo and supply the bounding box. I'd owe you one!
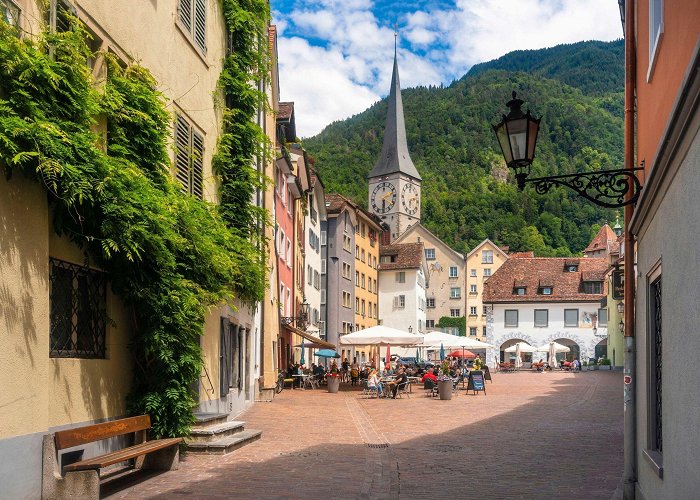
[423,379,438,398]
[395,381,410,399]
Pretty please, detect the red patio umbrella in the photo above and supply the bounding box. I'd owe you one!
[385,344,391,368]
[448,350,476,358]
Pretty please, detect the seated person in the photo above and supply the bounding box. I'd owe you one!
[367,370,383,397]
[421,369,438,383]
[389,369,408,398]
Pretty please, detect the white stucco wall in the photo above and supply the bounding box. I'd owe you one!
[486,302,608,366]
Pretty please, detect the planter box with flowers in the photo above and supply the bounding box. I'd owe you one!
[327,361,341,392]
[598,358,612,370]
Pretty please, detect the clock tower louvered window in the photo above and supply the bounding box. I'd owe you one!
[175,114,204,199]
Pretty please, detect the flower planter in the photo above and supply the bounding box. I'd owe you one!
[327,377,340,393]
[599,365,611,370]
[438,380,453,400]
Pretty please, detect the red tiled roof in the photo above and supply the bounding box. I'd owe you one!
[584,224,617,253]
[325,193,356,214]
[379,242,424,270]
[278,102,294,121]
[510,251,534,258]
[483,257,608,303]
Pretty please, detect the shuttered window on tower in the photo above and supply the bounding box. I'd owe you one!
[178,0,207,54]
[175,114,204,199]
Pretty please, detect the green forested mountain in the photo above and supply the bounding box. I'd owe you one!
[304,40,625,256]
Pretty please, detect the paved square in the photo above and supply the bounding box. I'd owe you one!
[105,371,622,499]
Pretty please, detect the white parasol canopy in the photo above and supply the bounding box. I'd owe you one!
[504,341,536,353]
[543,341,570,366]
[419,331,494,349]
[537,341,571,353]
[339,325,423,346]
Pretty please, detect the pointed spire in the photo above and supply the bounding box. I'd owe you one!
[368,41,421,181]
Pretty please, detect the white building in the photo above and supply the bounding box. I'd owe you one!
[378,242,427,350]
[483,257,609,368]
[303,169,326,341]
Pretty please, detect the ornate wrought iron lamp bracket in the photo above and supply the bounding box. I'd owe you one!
[524,167,644,209]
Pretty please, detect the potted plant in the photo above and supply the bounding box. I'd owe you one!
[327,361,341,393]
[582,361,589,371]
[437,360,453,400]
[599,358,612,370]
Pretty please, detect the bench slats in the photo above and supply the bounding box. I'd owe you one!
[55,415,151,450]
[62,438,183,472]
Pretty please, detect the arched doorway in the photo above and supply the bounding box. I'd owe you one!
[554,338,580,363]
[500,339,533,363]
[594,338,608,360]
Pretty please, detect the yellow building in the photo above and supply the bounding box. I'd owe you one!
[0,2,273,495]
[465,239,509,337]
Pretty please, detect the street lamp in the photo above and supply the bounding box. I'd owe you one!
[617,301,625,314]
[619,319,625,334]
[281,296,310,330]
[408,326,413,333]
[493,92,643,208]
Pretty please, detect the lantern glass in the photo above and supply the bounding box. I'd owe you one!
[506,116,528,162]
[617,301,624,314]
[527,117,540,160]
[494,122,513,165]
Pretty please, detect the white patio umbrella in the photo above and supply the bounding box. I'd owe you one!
[425,334,495,350]
[541,341,570,367]
[338,325,423,346]
[514,342,523,370]
[504,341,536,353]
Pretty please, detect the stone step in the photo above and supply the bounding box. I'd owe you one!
[186,421,245,443]
[193,412,229,427]
[185,430,262,455]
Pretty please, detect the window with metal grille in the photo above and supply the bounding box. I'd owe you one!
[178,0,207,54]
[175,114,204,198]
[649,276,662,454]
[49,258,107,358]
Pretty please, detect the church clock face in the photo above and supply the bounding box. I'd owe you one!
[401,183,419,215]
[371,182,397,214]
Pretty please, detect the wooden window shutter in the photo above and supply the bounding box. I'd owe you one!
[179,0,192,33]
[194,0,207,53]
[231,324,240,390]
[191,130,204,199]
[175,115,191,194]
[219,317,230,396]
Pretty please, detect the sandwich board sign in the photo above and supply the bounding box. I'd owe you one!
[467,370,486,395]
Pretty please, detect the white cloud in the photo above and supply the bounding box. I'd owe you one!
[273,0,623,136]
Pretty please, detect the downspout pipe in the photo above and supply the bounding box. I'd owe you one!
[623,0,637,498]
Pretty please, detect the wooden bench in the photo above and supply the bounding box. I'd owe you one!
[42,415,182,498]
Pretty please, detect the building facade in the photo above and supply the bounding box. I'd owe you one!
[628,1,700,497]
[322,194,357,350]
[483,257,608,368]
[465,239,509,338]
[395,224,466,332]
[377,243,427,335]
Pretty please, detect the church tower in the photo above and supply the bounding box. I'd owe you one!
[367,42,421,242]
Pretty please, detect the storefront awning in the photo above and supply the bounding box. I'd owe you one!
[282,324,335,349]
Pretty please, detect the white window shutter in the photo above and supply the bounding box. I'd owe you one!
[191,130,204,199]
[194,0,207,53]
[179,0,192,33]
[175,115,191,193]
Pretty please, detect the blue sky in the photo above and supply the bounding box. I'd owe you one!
[271,0,623,137]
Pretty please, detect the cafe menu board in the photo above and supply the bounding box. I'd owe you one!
[482,365,492,381]
[467,370,486,395]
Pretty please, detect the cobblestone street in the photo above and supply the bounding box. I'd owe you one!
[104,371,623,499]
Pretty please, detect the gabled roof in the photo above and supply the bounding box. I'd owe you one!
[324,194,382,231]
[483,257,608,303]
[367,51,421,181]
[393,223,464,261]
[378,242,424,271]
[466,238,510,260]
[510,251,534,258]
[584,224,617,253]
[277,101,296,142]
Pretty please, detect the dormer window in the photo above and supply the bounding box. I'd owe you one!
[565,264,578,272]
[513,286,526,295]
[582,281,603,294]
[538,287,553,295]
